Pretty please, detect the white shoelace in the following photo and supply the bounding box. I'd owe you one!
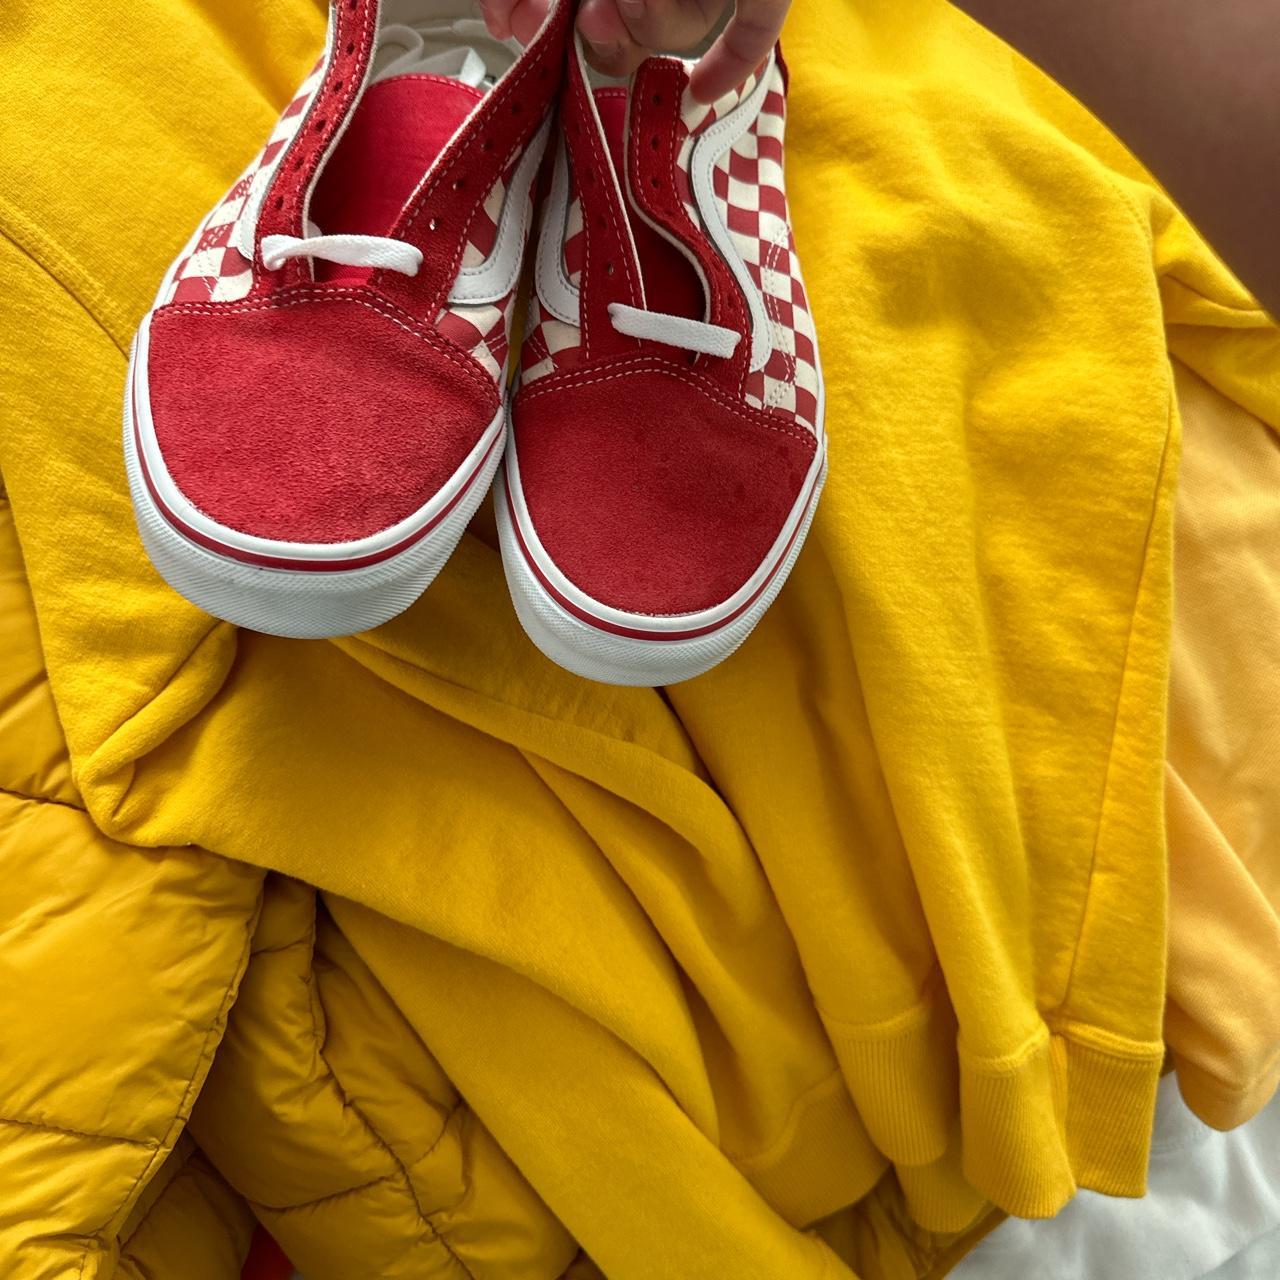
[262,233,742,359]
[261,233,423,276]
[607,302,742,358]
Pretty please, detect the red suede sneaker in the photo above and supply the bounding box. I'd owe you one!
[125,1,569,637]
[497,39,826,685]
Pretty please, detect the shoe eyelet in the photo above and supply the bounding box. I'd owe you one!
[313,118,327,132]
[651,93,661,106]
[345,41,355,55]
[650,135,659,149]
[605,262,615,276]
[511,101,522,114]
[332,79,344,92]
[274,195,285,211]
[481,138,493,152]
[649,176,659,188]
[428,217,439,231]
[452,179,464,191]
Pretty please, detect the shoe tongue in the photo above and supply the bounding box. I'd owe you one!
[374,23,492,90]
[307,38,490,283]
[592,86,705,324]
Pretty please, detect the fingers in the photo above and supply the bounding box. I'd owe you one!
[611,0,725,54]
[688,0,788,102]
[577,0,643,77]
[579,0,724,80]
[485,0,786,97]
[478,0,552,44]
[477,0,516,40]
[509,0,554,44]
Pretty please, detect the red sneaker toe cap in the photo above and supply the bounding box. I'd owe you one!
[513,364,817,616]
[145,294,499,545]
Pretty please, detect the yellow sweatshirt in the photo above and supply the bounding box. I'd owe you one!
[1,0,1276,1277]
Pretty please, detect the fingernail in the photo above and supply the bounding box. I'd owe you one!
[588,39,624,65]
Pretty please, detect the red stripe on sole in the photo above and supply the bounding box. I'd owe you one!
[504,461,821,642]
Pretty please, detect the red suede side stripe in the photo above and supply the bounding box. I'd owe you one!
[255,0,381,290]
[376,0,573,319]
[134,371,498,573]
[628,58,751,394]
[505,459,821,641]
[559,44,647,365]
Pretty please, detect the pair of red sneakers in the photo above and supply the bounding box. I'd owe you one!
[124,0,826,686]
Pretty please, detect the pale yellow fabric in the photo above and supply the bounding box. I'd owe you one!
[1,0,1278,1277]
[1165,362,1280,1130]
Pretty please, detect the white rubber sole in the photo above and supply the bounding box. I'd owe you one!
[496,436,828,686]
[124,315,504,639]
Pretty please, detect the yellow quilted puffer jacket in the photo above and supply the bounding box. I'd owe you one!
[0,502,584,1278]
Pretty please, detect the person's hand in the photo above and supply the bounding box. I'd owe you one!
[477,0,789,103]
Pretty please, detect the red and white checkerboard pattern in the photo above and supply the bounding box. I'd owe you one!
[519,293,585,382]
[460,148,522,267]
[745,221,819,429]
[437,154,535,384]
[562,171,585,289]
[522,60,818,430]
[712,66,819,431]
[520,146,586,383]
[163,58,326,306]
[673,64,764,219]
[681,61,819,432]
[437,290,518,383]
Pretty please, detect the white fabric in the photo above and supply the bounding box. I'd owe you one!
[260,233,422,276]
[1202,1227,1280,1279]
[375,24,489,87]
[607,302,741,358]
[953,1074,1280,1280]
